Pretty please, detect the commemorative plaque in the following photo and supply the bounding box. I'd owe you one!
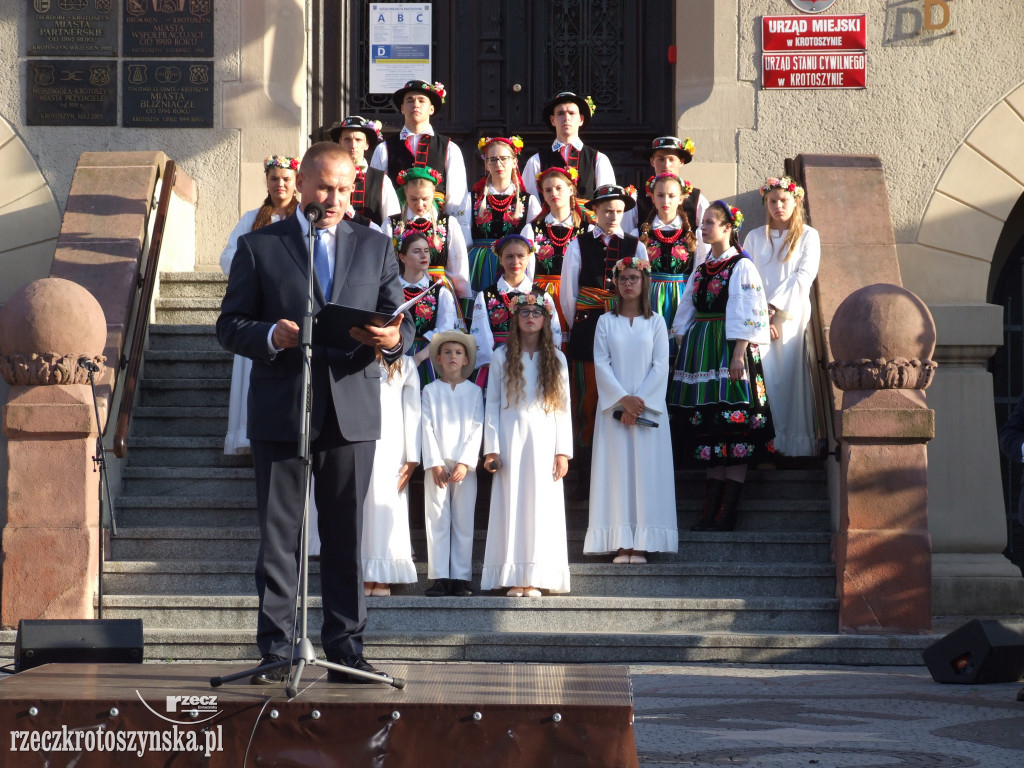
[27,60,116,126]
[122,60,213,127]
[123,0,213,58]
[28,0,118,57]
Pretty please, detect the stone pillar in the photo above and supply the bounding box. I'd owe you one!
[0,278,106,623]
[829,284,937,634]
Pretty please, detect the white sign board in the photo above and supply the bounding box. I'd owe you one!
[369,3,432,94]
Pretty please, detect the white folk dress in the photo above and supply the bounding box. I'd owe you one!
[219,208,281,455]
[744,226,821,456]
[585,312,678,554]
[482,346,573,593]
[361,356,420,584]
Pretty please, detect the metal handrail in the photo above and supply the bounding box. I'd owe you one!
[113,159,176,459]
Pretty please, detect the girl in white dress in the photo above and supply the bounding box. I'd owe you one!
[219,155,301,454]
[362,354,420,597]
[585,256,678,563]
[743,176,821,457]
[482,292,572,597]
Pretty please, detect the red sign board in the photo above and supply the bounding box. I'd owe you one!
[762,14,867,52]
[762,52,867,90]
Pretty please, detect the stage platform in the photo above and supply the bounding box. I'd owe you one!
[0,661,638,767]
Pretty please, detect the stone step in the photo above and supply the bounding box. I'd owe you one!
[154,297,222,325]
[128,407,227,437]
[0,627,933,666]
[143,350,233,380]
[113,492,828,533]
[123,437,251,468]
[159,271,227,299]
[147,324,223,352]
[97,594,840,633]
[102,559,835,598]
[138,378,230,407]
[120,467,255,496]
[109,526,832,563]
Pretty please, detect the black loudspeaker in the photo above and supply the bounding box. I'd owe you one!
[922,619,1024,684]
[14,619,144,672]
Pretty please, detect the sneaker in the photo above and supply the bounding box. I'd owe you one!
[425,578,449,597]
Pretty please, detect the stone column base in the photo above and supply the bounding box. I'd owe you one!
[932,553,1024,616]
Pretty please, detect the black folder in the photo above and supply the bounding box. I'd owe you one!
[312,303,393,353]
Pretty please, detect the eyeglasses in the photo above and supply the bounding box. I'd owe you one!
[616,275,641,285]
[486,156,516,166]
[517,308,546,318]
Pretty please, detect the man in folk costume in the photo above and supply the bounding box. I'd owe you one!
[369,80,469,221]
[330,115,401,227]
[624,136,709,256]
[522,91,616,202]
[560,184,646,496]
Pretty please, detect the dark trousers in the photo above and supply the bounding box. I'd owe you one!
[251,399,375,660]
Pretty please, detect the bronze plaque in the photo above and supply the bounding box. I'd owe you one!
[27,60,116,126]
[122,60,213,127]
[123,0,213,58]
[27,0,118,57]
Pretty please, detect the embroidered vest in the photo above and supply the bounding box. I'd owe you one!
[537,144,598,199]
[482,284,545,335]
[531,214,588,276]
[389,214,452,269]
[405,280,443,337]
[352,167,386,225]
[385,133,450,194]
[470,189,530,240]
[577,233,639,292]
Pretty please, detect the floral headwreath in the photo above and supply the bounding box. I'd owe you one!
[477,135,525,156]
[509,291,552,315]
[713,200,745,231]
[612,256,651,277]
[264,155,300,172]
[645,172,694,198]
[396,166,443,187]
[760,175,805,200]
[491,233,536,257]
[535,166,579,186]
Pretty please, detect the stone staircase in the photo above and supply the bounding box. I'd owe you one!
[97,271,933,664]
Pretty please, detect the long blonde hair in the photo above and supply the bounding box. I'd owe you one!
[765,192,807,263]
[502,315,564,414]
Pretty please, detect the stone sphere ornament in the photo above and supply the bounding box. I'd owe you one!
[0,277,107,385]
[828,283,937,391]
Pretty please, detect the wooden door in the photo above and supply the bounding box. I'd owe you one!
[316,0,675,188]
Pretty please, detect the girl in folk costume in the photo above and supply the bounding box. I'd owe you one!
[466,136,541,293]
[397,231,459,386]
[635,172,700,336]
[385,166,472,303]
[470,234,562,387]
[585,256,678,564]
[361,352,420,598]
[560,184,646,488]
[743,176,821,457]
[521,166,594,334]
[482,292,573,597]
[219,154,301,455]
[669,202,775,532]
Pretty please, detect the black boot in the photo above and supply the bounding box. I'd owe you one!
[691,478,726,531]
[707,479,743,532]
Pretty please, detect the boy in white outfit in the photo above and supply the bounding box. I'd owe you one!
[421,330,484,596]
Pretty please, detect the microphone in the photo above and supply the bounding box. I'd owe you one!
[613,410,659,428]
[304,202,325,224]
[78,357,100,373]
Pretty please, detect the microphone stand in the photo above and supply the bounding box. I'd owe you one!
[211,203,404,695]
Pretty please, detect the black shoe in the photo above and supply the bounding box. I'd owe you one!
[250,654,288,685]
[449,579,473,597]
[327,654,381,683]
[425,578,449,596]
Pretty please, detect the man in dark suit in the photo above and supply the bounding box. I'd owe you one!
[217,142,413,683]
